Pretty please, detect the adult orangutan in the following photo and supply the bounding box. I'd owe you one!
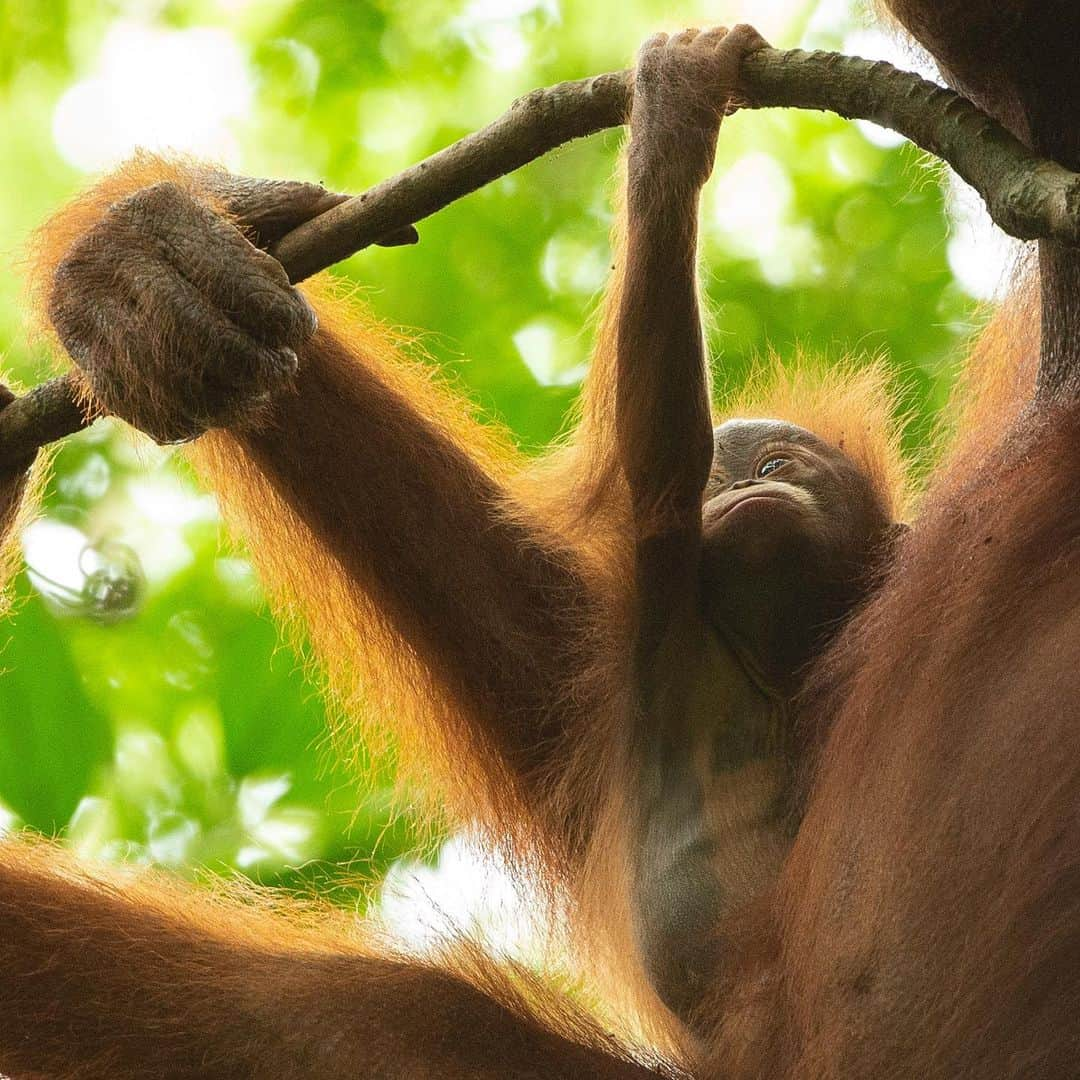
[0,6,1075,1078]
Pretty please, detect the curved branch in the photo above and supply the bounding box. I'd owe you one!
[3,46,1077,469]
[275,49,1080,280]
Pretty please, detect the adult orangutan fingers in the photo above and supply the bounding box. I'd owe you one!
[719,24,771,110]
[95,218,302,410]
[670,27,701,46]
[73,246,299,441]
[49,259,194,441]
[207,173,351,247]
[725,23,771,54]
[120,184,317,350]
[49,235,141,378]
[217,243,318,348]
[144,266,302,407]
[638,32,669,61]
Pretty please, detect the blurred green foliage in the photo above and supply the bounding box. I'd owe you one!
[0,0,981,899]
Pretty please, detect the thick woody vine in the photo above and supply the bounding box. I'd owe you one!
[3,44,1078,470]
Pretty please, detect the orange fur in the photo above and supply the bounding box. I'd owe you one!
[946,267,1040,451]
[0,834,671,1078]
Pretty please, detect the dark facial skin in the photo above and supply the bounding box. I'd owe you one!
[700,419,893,693]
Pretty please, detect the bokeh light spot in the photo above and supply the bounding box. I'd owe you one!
[53,20,253,171]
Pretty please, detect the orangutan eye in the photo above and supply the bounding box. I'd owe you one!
[756,456,790,478]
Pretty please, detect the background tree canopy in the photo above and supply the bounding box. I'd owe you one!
[0,0,1007,925]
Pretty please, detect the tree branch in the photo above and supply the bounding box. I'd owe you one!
[4,46,1078,469]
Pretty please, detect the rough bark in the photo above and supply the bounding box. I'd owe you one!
[4,46,1078,469]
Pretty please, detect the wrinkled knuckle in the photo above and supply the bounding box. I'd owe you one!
[246,244,292,288]
[114,181,195,231]
[731,23,768,51]
[639,32,667,56]
[225,266,314,348]
[127,180,187,210]
[251,286,310,344]
[55,227,114,289]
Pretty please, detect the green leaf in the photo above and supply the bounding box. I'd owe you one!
[0,576,112,830]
